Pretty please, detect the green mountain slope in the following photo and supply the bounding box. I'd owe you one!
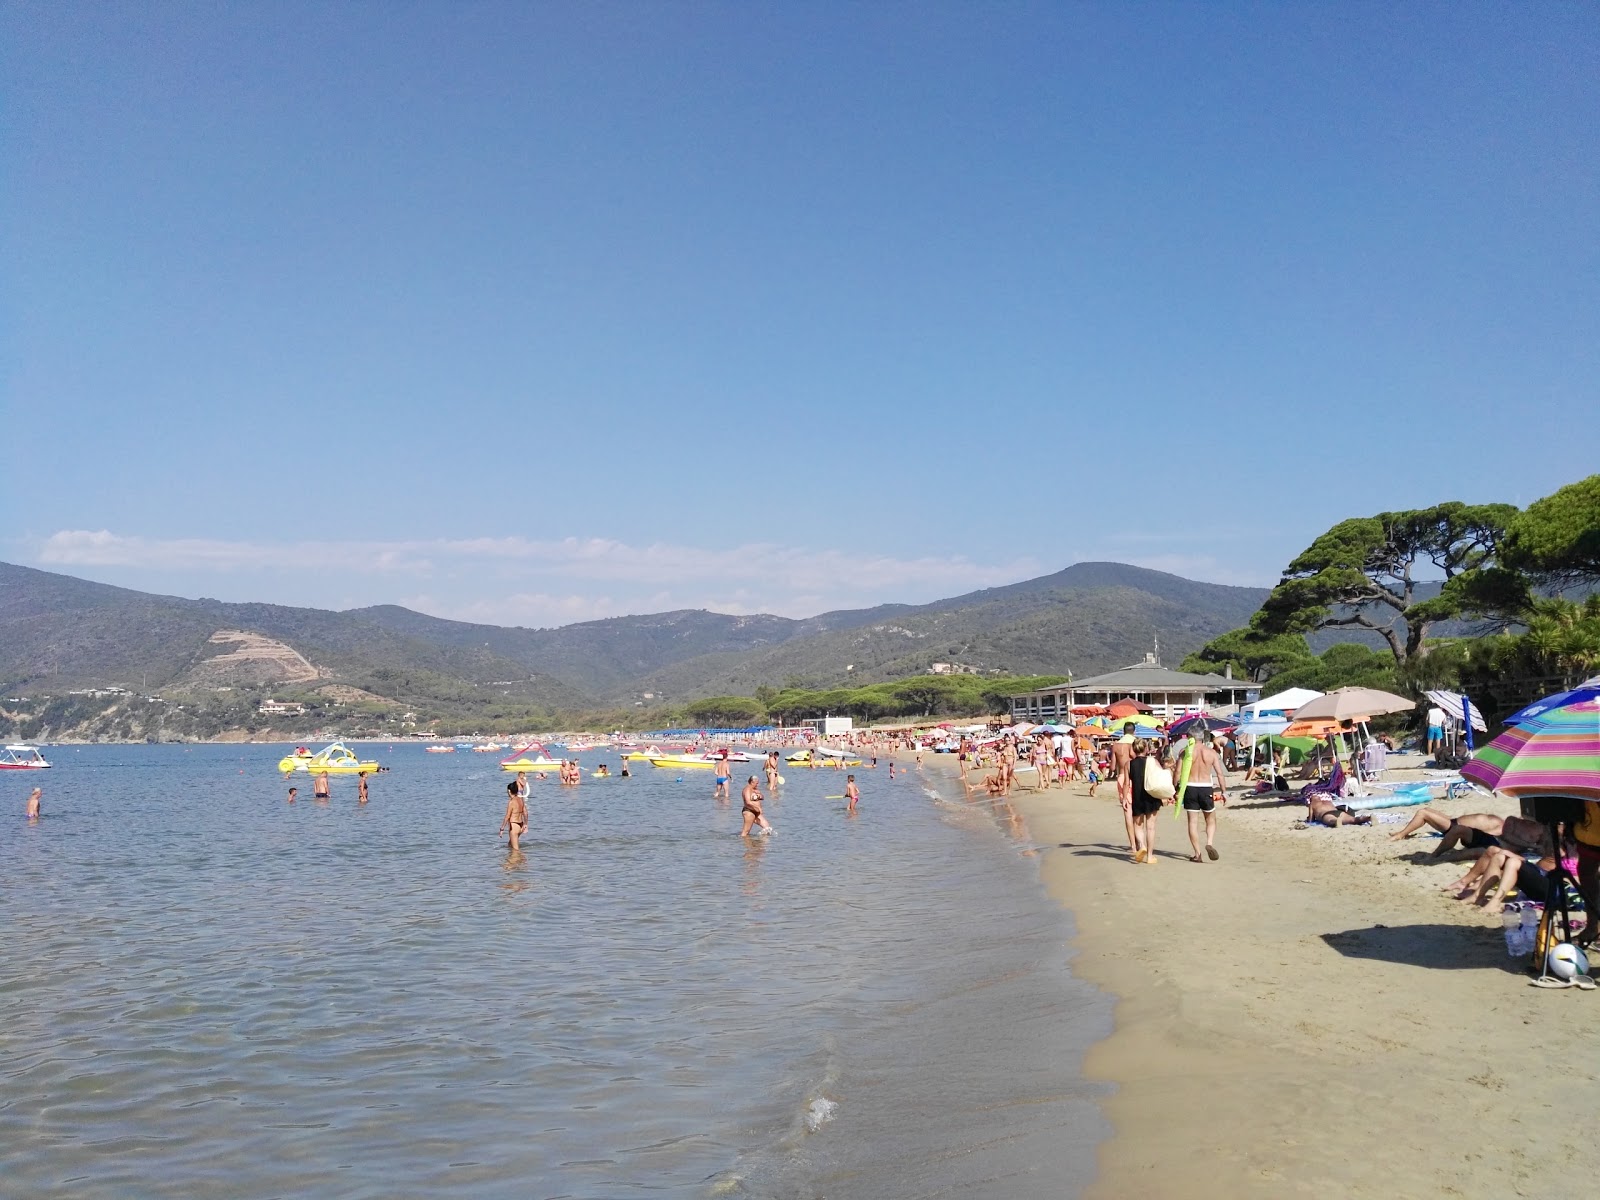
[618,564,1268,701]
[0,560,1267,720]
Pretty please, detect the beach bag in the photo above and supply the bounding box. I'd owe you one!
[1143,757,1176,800]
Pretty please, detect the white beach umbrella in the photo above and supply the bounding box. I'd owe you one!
[1289,687,1414,722]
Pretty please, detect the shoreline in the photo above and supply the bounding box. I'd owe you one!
[921,754,1600,1198]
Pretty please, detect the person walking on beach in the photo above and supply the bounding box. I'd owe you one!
[1111,724,1137,852]
[1128,740,1162,863]
[313,770,331,800]
[26,787,42,820]
[845,774,860,814]
[357,772,369,804]
[500,779,528,851]
[1180,731,1230,862]
[740,776,773,837]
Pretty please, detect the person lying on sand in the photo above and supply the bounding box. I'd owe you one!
[1388,809,1546,857]
[1303,795,1374,827]
[1444,839,1577,909]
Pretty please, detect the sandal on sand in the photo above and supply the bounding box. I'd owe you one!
[1530,977,1575,989]
[1572,974,1598,991]
[1189,854,1204,863]
[1206,846,1220,861]
[1133,849,1147,864]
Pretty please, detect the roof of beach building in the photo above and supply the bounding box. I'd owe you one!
[1009,664,1254,699]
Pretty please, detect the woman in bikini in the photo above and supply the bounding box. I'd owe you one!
[500,779,528,851]
[740,776,773,838]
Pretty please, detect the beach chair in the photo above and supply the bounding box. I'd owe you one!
[1297,761,1348,802]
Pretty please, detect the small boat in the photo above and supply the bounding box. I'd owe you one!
[786,749,863,767]
[474,743,504,752]
[500,743,563,772]
[279,742,380,774]
[648,754,720,770]
[0,744,51,770]
[425,745,455,754]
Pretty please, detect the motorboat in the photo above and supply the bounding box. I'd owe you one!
[500,743,563,772]
[474,743,504,752]
[425,745,455,754]
[0,744,50,770]
[278,742,381,774]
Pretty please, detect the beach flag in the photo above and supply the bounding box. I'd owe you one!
[1461,694,1476,752]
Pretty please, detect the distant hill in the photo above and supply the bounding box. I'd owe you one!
[0,560,1268,724]
[0,562,589,714]
[620,563,1268,700]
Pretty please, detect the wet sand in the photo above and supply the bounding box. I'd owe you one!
[936,756,1600,1198]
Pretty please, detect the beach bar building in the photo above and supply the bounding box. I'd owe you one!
[1008,662,1258,724]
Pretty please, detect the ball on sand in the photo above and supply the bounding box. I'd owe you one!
[1545,942,1590,980]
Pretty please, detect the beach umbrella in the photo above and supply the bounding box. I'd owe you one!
[1168,713,1232,738]
[1462,696,1600,801]
[1282,717,1346,739]
[1108,712,1162,731]
[1107,699,1152,717]
[1288,686,1414,722]
[1503,680,1600,727]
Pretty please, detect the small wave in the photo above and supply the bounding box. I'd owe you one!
[803,1096,838,1132]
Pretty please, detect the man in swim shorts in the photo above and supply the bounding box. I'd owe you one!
[313,771,331,800]
[714,750,731,801]
[500,779,528,851]
[1181,731,1230,862]
[26,787,41,820]
[740,776,772,837]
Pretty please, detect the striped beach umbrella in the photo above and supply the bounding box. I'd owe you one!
[1461,697,1600,801]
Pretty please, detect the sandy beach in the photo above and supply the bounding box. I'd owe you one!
[930,756,1600,1198]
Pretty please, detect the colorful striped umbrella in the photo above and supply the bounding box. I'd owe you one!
[1461,697,1600,800]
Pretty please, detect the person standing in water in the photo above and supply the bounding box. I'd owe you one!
[357,772,369,804]
[500,779,528,851]
[313,770,331,800]
[764,751,780,792]
[287,786,298,804]
[26,787,42,820]
[740,776,773,837]
[714,750,732,801]
[844,774,860,814]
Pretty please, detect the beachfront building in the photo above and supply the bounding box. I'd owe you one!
[1008,663,1258,724]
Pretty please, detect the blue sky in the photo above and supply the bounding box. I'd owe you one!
[5,3,1596,626]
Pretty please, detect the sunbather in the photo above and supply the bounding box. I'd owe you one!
[1445,841,1577,909]
[1304,794,1374,827]
[1389,808,1546,857]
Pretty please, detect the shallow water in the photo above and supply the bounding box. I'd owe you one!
[2,745,1109,1197]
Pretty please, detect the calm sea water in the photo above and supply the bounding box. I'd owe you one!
[2,744,1109,1198]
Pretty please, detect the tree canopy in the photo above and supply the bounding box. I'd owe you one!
[1502,474,1600,586]
[1179,628,1314,682]
[1252,502,1517,665]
